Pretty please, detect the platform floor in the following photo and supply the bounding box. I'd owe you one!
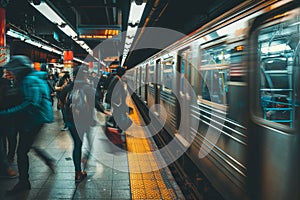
[0,97,184,200]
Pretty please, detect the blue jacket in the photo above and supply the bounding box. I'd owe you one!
[0,56,53,131]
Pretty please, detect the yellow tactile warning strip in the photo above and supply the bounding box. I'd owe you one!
[125,97,184,200]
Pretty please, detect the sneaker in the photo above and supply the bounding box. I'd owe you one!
[75,171,87,183]
[6,180,31,195]
[0,167,18,179]
[6,167,18,178]
[61,127,69,131]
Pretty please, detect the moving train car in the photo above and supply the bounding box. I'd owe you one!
[124,0,300,199]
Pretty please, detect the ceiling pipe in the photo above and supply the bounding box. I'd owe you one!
[104,0,111,25]
[112,0,117,24]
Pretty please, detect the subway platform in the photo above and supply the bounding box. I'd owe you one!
[0,97,184,200]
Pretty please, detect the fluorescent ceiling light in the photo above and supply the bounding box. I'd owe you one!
[30,1,94,57]
[25,39,42,47]
[30,1,66,26]
[73,57,89,65]
[59,25,78,38]
[128,1,146,25]
[7,29,29,40]
[261,44,291,54]
[121,1,146,66]
[7,28,62,55]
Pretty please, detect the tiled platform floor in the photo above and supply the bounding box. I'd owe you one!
[0,98,184,200]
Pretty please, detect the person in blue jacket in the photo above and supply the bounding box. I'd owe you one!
[0,56,55,194]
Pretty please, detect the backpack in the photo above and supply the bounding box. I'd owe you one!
[65,88,86,120]
[65,86,96,129]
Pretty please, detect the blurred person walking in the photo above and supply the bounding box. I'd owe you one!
[55,73,71,131]
[0,68,18,178]
[60,66,109,183]
[0,56,54,194]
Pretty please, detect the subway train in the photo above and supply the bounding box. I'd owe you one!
[123,0,300,199]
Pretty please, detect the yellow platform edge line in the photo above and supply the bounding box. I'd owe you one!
[126,95,177,199]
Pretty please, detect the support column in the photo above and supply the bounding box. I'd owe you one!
[0,7,5,46]
[0,7,7,66]
[63,50,73,68]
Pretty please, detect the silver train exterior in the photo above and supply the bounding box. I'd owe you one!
[124,0,300,199]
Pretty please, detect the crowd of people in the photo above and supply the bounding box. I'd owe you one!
[0,55,130,195]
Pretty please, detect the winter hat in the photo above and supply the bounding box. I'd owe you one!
[4,55,33,78]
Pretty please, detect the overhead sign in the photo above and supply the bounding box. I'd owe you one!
[78,25,121,40]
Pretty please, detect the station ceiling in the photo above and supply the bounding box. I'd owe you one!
[3,0,245,68]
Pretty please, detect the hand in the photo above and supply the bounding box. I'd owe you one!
[104,111,112,116]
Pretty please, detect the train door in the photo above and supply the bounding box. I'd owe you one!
[177,48,191,133]
[155,59,161,114]
[160,56,176,133]
[138,66,142,97]
[147,63,155,108]
[136,67,140,97]
[248,3,300,200]
[141,65,146,102]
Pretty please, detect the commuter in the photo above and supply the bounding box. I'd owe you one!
[106,67,132,132]
[47,74,56,105]
[0,68,18,178]
[0,56,54,194]
[55,73,71,131]
[59,66,109,183]
[0,69,20,163]
[89,71,98,88]
[212,71,223,104]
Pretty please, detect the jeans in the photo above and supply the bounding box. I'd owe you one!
[66,122,83,172]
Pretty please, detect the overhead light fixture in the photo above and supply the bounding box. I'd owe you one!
[30,1,66,27]
[7,28,63,55]
[261,43,291,54]
[121,0,146,66]
[128,1,146,25]
[73,57,89,65]
[25,39,42,48]
[30,1,94,56]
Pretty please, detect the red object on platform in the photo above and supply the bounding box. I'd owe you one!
[88,62,93,68]
[63,50,73,61]
[106,127,123,144]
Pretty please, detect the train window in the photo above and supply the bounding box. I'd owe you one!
[180,54,186,93]
[148,65,155,87]
[162,60,174,92]
[199,44,230,105]
[141,66,145,85]
[156,60,162,88]
[255,9,300,128]
[179,49,191,94]
[136,68,140,93]
[200,70,227,104]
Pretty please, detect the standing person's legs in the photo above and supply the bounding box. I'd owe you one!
[7,125,43,193]
[67,122,86,182]
[61,108,68,131]
[68,122,83,171]
[0,136,17,178]
[6,127,17,162]
[31,147,55,172]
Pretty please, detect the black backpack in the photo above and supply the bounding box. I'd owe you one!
[65,88,88,121]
